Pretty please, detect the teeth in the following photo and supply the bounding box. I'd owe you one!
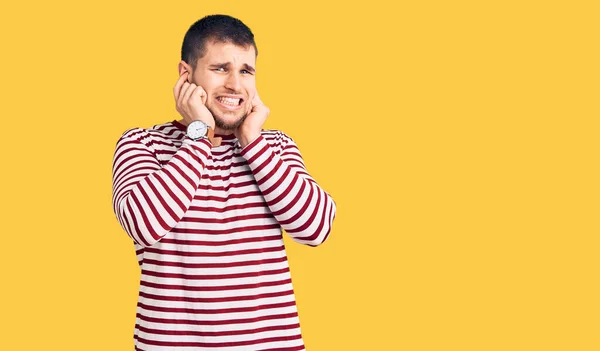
[217,97,240,106]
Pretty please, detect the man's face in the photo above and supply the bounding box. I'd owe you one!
[188,40,257,131]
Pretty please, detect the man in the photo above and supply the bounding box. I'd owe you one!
[111,14,336,350]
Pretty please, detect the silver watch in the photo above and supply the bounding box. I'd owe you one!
[186,120,209,140]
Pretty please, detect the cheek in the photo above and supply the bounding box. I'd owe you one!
[243,78,256,91]
[246,87,257,100]
[194,74,219,94]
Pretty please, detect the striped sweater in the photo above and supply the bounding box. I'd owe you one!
[111,119,336,350]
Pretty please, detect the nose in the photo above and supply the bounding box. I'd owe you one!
[224,72,241,92]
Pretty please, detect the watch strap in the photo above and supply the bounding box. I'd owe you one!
[207,128,222,147]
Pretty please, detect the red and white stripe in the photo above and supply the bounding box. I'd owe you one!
[111,120,336,350]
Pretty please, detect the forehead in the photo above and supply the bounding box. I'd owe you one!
[199,41,256,66]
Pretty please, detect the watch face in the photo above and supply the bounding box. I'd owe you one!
[188,121,208,139]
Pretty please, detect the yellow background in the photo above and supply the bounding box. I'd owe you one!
[1,1,598,350]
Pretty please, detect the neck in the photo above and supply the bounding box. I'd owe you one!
[214,126,236,136]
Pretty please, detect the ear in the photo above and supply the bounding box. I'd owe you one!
[178,60,192,81]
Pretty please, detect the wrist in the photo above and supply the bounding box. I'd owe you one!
[186,120,221,147]
[238,131,261,148]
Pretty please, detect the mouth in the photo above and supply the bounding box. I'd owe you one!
[215,96,244,110]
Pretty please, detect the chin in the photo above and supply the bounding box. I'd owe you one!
[214,114,247,131]
[210,105,250,131]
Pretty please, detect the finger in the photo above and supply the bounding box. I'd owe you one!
[182,83,197,106]
[196,86,207,105]
[177,81,191,107]
[252,92,262,107]
[173,71,189,101]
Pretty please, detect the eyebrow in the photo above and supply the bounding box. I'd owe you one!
[210,62,255,73]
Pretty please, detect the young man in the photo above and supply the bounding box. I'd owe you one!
[111,14,336,350]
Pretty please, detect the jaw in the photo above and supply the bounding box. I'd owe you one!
[214,115,248,133]
[209,103,250,131]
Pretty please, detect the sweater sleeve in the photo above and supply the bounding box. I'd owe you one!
[239,132,337,247]
[111,128,212,248]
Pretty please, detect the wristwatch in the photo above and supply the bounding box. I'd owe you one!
[186,120,220,146]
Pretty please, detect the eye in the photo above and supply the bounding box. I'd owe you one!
[214,67,226,72]
[241,69,249,74]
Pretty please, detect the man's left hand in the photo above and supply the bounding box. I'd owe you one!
[236,92,270,147]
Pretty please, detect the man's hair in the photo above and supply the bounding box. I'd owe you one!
[181,14,258,70]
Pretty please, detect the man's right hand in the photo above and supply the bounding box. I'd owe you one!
[173,71,215,129]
